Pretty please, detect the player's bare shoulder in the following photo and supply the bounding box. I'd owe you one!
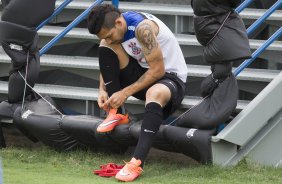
[135,20,159,56]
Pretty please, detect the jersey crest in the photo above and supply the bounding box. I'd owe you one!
[128,42,141,55]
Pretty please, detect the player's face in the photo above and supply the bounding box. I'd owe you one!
[97,26,124,45]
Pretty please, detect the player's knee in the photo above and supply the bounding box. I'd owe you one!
[146,85,170,106]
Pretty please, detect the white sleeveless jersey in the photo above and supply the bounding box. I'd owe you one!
[121,12,188,82]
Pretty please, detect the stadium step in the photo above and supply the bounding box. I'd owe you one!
[36,26,282,56]
[55,0,282,21]
[0,80,249,112]
[37,26,282,51]
[0,52,280,82]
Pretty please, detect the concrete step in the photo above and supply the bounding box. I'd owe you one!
[0,80,249,111]
[0,53,280,82]
[55,0,282,21]
[37,26,282,52]
[36,25,282,63]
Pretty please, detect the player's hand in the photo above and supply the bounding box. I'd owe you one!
[105,90,128,109]
[98,89,109,111]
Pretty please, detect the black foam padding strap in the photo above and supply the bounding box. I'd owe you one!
[0,21,36,45]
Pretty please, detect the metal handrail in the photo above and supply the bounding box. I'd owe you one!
[234,27,282,76]
[112,0,119,8]
[36,0,73,31]
[246,0,282,36]
[39,0,105,56]
[235,0,254,13]
[39,0,120,56]
[234,0,282,76]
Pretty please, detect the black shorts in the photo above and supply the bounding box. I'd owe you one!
[120,57,186,118]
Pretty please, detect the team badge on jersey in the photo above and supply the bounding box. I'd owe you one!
[128,42,141,55]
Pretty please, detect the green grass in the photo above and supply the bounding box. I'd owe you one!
[1,146,282,184]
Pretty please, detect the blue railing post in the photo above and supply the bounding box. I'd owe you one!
[235,0,254,13]
[234,27,282,76]
[36,0,73,31]
[247,0,282,35]
[112,0,119,8]
[234,0,282,76]
[39,0,104,56]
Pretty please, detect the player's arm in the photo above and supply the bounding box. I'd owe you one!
[121,20,165,97]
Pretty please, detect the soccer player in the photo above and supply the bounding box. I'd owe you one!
[88,4,188,181]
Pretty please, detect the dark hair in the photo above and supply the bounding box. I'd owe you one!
[87,4,121,35]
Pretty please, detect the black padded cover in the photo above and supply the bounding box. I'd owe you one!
[1,0,56,28]
[192,0,251,63]
[164,126,215,164]
[176,74,238,129]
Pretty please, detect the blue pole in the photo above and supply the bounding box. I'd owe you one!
[235,0,254,13]
[247,0,282,35]
[36,0,73,31]
[234,27,282,76]
[112,0,119,8]
[39,0,104,56]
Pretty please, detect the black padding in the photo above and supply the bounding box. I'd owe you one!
[176,74,238,129]
[13,96,64,143]
[192,0,238,16]
[211,63,232,79]
[152,125,175,152]
[164,126,215,164]
[1,0,11,7]
[61,115,130,153]
[200,74,219,98]
[61,115,102,151]
[13,108,83,151]
[0,21,36,45]
[109,123,137,147]
[94,125,129,154]
[0,100,21,118]
[200,63,232,97]
[0,95,60,119]
[192,1,251,63]
[0,22,40,104]
[23,95,64,115]
[203,13,251,63]
[1,0,56,28]
[3,33,39,69]
[8,54,40,103]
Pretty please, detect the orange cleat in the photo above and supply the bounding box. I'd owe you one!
[97,108,129,133]
[115,158,143,182]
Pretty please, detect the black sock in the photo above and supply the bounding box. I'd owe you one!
[99,46,121,96]
[133,102,163,165]
[99,47,125,114]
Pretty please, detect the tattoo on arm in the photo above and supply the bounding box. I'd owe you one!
[137,23,158,55]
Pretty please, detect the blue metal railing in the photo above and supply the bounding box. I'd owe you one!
[234,0,282,76]
[39,0,104,55]
[246,0,282,35]
[39,0,120,56]
[112,0,119,8]
[36,0,73,31]
[234,27,282,76]
[235,0,254,13]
